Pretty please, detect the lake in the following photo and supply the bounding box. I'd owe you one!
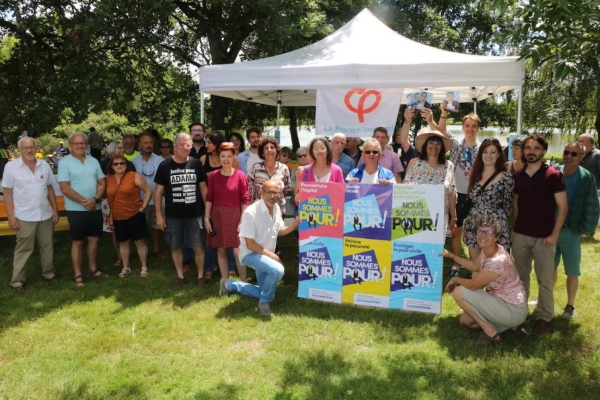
[264,125,584,154]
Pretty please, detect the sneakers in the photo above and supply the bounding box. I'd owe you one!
[531,319,550,336]
[448,268,460,278]
[219,278,230,296]
[561,305,576,319]
[259,302,273,315]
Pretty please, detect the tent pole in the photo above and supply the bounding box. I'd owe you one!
[517,86,523,135]
[200,92,205,124]
[276,91,282,130]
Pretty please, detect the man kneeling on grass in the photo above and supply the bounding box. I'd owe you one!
[219,180,299,315]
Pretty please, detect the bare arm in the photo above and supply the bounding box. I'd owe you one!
[47,185,59,224]
[397,108,414,152]
[438,101,449,135]
[394,172,403,184]
[134,173,152,210]
[154,184,165,230]
[278,217,300,237]
[440,249,480,272]
[59,181,95,211]
[446,270,500,293]
[204,201,213,233]
[545,191,567,246]
[421,108,441,132]
[200,181,208,204]
[3,187,18,230]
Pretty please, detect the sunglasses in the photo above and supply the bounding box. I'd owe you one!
[427,139,443,145]
[476,229,494,236]
[112,161,126,166]
[297,154,307,158]
[563,150,581,157]
[161,145,171,149]
[364,150,380,155]
[482,138,500,144]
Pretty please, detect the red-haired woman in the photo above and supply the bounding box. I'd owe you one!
[204,142,250,287]
[462,138,514,261]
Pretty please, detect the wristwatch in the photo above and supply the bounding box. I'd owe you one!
[93,197,101,204]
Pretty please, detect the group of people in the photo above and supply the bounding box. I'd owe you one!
[3,109,600,326]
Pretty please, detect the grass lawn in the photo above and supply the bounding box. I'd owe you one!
[1,228,600,399]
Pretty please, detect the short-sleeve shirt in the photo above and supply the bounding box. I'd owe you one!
[154,157,207,219]
[206,169,250,207]
[513,163,566,238]
[238,199,284,261]
[131,153,164,205]
[358,149,404,176]
[2,158,56,221]
[57,155,105,212]
[480,245,526,306]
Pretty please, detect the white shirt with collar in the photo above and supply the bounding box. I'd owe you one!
[238,198,284,262]
[1,157,55,221]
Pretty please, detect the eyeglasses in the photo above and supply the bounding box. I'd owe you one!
[364,150,380,155]
[297,154,307,158]
[191,129,204,134]
[142,162,156,177]
[21,146,36,151]
[427,139,443,146]
[71,142,86,146]
[563,150,581,157]
[476,229,494,236]
[161,145,171,149]
[264,191,280,196]
[463,147,471,159]
[112,162,126,166]
[313,147,328,152]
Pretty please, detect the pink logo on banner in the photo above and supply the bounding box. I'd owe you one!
[344,89,381,123]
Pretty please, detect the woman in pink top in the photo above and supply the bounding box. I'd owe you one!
[440,215,528,343]
[205,143,250,285]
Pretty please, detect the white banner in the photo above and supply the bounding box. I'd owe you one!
[315,88,404,137]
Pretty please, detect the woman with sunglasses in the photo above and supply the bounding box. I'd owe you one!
[100,140,127,267]
[404,129,457,233]
[463,138,514,261]
[105,154,153,278]
[159,139,173,160]
[440,215,527,343]
[346,138,394,184]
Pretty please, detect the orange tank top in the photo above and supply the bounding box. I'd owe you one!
[106,172,143,220]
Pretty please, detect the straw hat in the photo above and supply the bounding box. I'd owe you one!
[415,129,453,152]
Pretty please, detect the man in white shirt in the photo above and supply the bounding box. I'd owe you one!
[131,131,164,259]
[238,127,263,175]
[220,180,299,315]
[2,137,59,292]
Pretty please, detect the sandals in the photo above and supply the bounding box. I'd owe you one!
[88,269,109,278]
[118,267,131,278]
[139,267,149,278]
[73,275,84,287]
[472,331,501,344]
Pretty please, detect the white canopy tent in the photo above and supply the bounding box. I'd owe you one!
[199,8,525,131]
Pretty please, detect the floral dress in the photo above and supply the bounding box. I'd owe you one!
[404,160,456,225]
[463,171,514,250]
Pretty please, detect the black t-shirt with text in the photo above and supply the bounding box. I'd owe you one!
[154,157,207,219]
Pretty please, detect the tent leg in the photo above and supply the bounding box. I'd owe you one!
[517,86,523,135]
[200,92,205,124]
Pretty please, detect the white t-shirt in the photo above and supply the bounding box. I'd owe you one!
[361,170,379,184]
[246,152,261,173]
[238,199,284,262]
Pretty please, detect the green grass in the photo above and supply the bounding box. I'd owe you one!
[1,229,600,399]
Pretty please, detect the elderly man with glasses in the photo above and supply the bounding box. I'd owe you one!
[220,180,299,315]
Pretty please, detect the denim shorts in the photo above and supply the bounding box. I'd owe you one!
[164,217,203,251]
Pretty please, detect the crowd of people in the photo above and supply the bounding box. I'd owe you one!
[2,106,600,329]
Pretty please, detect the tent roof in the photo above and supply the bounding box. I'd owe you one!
[199,9,524,107]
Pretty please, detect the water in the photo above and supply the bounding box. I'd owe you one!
[264,125,580,154]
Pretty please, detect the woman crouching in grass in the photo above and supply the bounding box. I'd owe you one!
[440,215,528,343]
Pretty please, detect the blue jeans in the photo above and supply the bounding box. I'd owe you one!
[228,253,284,303]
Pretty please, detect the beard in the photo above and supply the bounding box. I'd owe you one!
[192,136,204,143]
[526,153,543,163]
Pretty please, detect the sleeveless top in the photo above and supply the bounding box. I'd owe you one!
[106,171,143,220]
[204,154,221,174]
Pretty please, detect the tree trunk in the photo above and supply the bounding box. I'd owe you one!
[211,96,230,131]
[288,107,300,151]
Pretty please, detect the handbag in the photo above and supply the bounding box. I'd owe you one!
[460,171,502,214]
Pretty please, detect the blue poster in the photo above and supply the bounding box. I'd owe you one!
[298,236,343,303]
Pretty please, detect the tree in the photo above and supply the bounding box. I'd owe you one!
[496,0,600,133]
